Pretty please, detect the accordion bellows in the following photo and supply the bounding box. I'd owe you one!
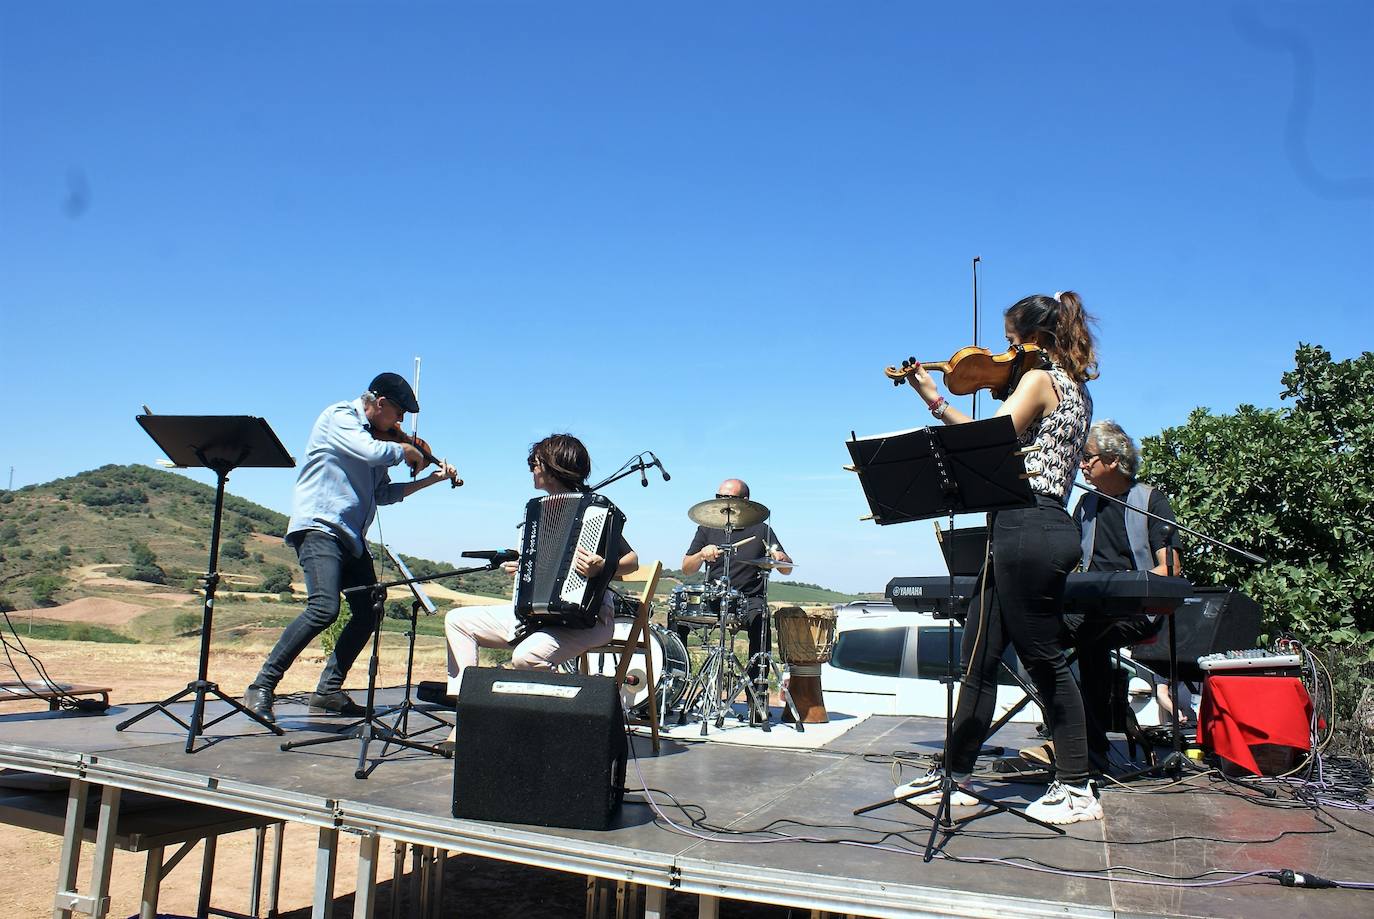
[513,492,626,631]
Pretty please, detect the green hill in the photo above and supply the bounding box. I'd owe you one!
[0,466,860,626]
[0,463,510,615]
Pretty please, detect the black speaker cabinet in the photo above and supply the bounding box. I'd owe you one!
[1131,587,1263,682]
[452,667,626,830]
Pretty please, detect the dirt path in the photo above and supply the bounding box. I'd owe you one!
[0,638,792,918]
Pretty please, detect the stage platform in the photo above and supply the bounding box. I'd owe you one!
[1,689,1370,918]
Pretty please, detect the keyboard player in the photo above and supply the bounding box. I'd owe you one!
[1024,420,1186,770]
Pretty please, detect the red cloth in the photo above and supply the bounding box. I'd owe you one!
[1199,675,1312,776]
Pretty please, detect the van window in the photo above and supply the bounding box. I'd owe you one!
[830,627,905,677]
[914,626,1021,685]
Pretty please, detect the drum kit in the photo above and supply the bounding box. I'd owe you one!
[577,494,840,733]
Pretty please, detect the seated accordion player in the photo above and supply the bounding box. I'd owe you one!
[513,492,626,633]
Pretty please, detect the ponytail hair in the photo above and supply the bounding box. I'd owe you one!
[1004,290,1099,382]
[527,433,592,492]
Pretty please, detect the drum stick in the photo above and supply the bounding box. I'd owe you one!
[729,535,758,548]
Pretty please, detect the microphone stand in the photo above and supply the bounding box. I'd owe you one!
[280,558,505,779]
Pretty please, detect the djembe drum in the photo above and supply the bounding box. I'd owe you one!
[774,606,837,723]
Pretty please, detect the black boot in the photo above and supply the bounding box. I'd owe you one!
[243,684,276,723]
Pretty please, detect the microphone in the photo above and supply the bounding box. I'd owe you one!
[640,460,648,487]
[649,452,671,482]
[462,549,519,563]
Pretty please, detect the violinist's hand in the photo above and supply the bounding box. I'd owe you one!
[428,461,459,484]
[905,363,941,405]
[500,559,519,577]
[573,547,605,578]
[401,443,426,475]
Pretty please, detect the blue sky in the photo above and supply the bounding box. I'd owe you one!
[2,2,1370,593]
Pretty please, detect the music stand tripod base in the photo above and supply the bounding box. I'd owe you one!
[117,415,293,752]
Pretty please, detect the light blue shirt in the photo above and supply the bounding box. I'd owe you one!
[286,398,408,557]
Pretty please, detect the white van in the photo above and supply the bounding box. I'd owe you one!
[820,600,1172,729]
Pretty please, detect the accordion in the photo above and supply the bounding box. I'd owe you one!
[513,492,626,632]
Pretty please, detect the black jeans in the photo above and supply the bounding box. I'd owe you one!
[254,530,379,694]
[946,496,1091,785]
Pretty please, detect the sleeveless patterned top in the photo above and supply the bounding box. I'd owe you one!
[1018,364,1092,504]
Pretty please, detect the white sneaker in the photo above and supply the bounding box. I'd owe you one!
[892,777,978,807]
[1025,781,1103,825]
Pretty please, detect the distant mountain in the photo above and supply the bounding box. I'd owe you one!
[0,464,509,611]
[0,465,860,612]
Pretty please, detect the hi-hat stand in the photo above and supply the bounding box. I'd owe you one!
[847,417,1066,859]
[281,553,510,778]
[117,414,295,752]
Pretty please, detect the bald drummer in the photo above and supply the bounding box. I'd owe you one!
[682,478,792,720]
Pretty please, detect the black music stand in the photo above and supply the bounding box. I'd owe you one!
[117,415,294,752]
[847,417,1066,859]
[375,546,451,751]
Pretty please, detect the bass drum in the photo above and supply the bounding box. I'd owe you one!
[581,619,689,717]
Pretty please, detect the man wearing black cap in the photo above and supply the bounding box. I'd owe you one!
[244,372,458,721]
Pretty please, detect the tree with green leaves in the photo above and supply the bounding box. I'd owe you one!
[1140,344,1373,656]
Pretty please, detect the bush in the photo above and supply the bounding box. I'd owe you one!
[124,565,167,585]
[386,599,411,620]
[259,565,294,594]
[29,574,66,606]
[221,538,248,561]
[173,612,203,636]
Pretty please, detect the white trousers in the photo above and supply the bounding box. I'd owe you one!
[444,595,615,696]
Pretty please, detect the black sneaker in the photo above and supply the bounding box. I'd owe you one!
[243,685,276,723]
[308,690,366,716]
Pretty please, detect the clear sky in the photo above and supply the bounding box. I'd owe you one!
[2,2,1370,593]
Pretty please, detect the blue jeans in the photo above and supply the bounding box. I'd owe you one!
[254,530,378,694]
[946,496,1092,785]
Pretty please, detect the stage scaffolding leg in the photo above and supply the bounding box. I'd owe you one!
[53,781,120,919]
[313,827,338,919]
[697,893,720,919]
[644,885,667,919]
[197,835,217,919]
[354,832,380,919]
[139,847,163,919]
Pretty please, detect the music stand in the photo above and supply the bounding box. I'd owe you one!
[116,415,294,752]
[846,416,1067,859]
[375,546,451,751]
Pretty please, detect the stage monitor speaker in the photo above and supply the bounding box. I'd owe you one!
[1131,587,1262,682]
[452,667,626,831]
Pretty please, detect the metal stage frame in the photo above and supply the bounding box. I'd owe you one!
[1,691,1370,919]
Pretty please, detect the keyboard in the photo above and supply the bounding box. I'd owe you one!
[885,571,1192,618]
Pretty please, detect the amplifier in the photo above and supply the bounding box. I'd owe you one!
[452,667,627,831]
[1131,587,1262,682]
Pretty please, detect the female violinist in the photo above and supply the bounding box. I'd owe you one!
[895,291,1102,825]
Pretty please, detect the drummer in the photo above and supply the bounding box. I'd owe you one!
[681,478,792,721]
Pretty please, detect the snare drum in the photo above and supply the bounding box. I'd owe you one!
[582,619,690,717]
[669,584,714,627]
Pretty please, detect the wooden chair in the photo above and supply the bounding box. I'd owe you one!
[579,560,664,754]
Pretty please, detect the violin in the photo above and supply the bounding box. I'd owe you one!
[373,425,464,487]
[884,344,1050,401]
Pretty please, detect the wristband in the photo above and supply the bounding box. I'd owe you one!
[928,396,946,418]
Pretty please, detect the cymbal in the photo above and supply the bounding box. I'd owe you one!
[688,497,770,529]
[740,557,796,570]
